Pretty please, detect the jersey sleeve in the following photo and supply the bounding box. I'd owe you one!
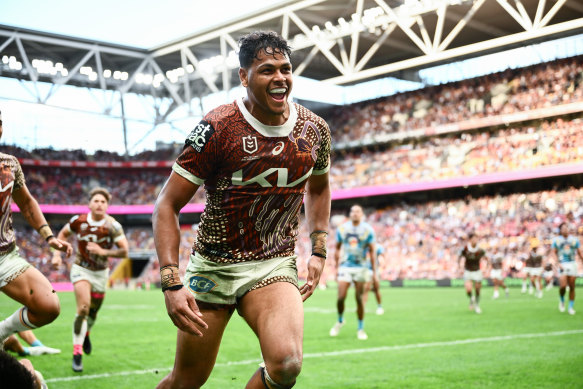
[312,121,331,175]
[12,157,25,191]
[110,219,125,243]
[66,215,80,234]
[575,238,580,249]
[173,119,220,186]
[551,238,558,250]
[336,228,343,243]
[366,227,376,245]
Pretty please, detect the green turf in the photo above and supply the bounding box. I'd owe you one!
[1,285,582,388]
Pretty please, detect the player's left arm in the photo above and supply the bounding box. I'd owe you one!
[301,171,331,302]
[86,238,129,258]
[12,183,72,255]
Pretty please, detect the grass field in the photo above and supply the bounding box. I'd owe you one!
[2,285,582,388]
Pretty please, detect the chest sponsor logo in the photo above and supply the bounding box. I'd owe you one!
[186,120,215,153]
[232,167,312,188]
[272,141,285,156]
[243,135,258,154]
[188,275,217,294]
[79,234,111,244]
[81,223,88,231]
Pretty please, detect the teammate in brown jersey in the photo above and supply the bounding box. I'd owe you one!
[52,187,128,372]
[0,109,72,346]
[458,233,487,314]
[488,250,509,299]
[153,31,331,389]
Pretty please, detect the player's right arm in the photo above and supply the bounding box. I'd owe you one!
[153,172,208,337]
[51,224,73,269]
[333,240,342,281]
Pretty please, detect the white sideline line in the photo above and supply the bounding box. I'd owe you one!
[46,329,583,383]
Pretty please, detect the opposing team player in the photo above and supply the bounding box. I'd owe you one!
[52,187,128,372]
[521,251,534,294]
[329,205,377,340]
[459,233,486,314]
[543,261,555,290]
[488,249,508,299]
[0,109,72,346]
[528,239,544,298]
[362,243,384,315]
[153,31,331,389]
[551,222,583,315]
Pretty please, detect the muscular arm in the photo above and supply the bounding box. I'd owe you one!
[13,184,72,255]
[153,172,207,336]
[300,172,331,301]
[333,241,342,272]
[369,243,377,274]
[99,237,129,258]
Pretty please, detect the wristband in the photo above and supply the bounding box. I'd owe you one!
[38,224,54,241]
[310,230,328,259]
[162,284,183,292]
[160,264,182,291]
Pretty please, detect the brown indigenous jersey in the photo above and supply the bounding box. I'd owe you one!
[461,245,486,271]
[529,251,543,268]
[525,255,535,267]
[544,263,553,271]
[0,153,25,255]
[173,99,331,264]
[66,213,125,270]
[491,253,504,270]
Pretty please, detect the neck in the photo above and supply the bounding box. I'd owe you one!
[352,220,360,226]
[91,212,105,221]
[243,97,289,126]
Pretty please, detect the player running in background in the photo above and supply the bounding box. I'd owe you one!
[543,261,555,290]
[362,243,384,315]
[52,187,128,372]
[153,31,331,389]
[0,109,72,346]
[330,205,377,340]
[522,251,534,294]
[488,249,508,299]
[528,239,544,298]
[551,222,583,315]
[459,233,486,314]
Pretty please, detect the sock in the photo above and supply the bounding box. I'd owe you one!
[560,295,565,303]
[19,347,30,356]
[87,316,95,331]
[30,340,43,347]
[377,304,382,308]
[569,300,575,310]
[338,315,344,324]
[0,307,37,342]
[475,295,480,305]
[357,320,364,331]
[73,316,88,355]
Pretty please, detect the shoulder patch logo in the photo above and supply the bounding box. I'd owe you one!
[242,135,258,154]
[186,120,215,153]
[188,275,217,294]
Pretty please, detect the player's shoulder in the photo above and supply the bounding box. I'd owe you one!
[106,215,123,229]
[203,101,240,131]
[293,103,329,130]
[0,152,18,162]
[69,214,85,224]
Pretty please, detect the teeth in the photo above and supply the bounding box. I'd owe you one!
[270,88,286,94]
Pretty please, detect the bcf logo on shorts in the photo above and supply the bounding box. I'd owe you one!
[188,275,217,293]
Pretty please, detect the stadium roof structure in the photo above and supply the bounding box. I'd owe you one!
[1,0,582,125]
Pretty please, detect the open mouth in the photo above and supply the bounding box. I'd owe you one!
[269,87,287,102]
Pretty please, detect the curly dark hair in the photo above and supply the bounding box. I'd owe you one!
[238,31,292,69]
[0,351,35,389]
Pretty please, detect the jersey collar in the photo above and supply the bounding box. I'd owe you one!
[87,213,107,227]
[236,97,297,138]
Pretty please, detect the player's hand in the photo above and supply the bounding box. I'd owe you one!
[48,237,73,257]
[163,287,208,337]
[300,255,325,302]
[86,242,106,256]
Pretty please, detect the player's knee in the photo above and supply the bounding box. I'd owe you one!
[32,294,60,325]
[78,304,90,317]
[267,354,302,386]
[166,371,207,389]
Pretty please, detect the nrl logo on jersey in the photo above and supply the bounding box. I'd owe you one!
[242,135,258,154]
[186,120,215,153]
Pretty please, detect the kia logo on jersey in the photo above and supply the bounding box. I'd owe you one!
[186,120,215,153]
[242,135,258,154]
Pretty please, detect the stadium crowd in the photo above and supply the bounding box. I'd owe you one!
[14,187,582,284]
[328,56,583,145]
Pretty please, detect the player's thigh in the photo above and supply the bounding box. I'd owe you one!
[464,280,473,290]
[170,308,232,386]
[1,267,59,313]
[337,281,350,299]
[239,282,303,367]
[474,281,482,290]
[567,276,576,289]
[354,281,365,300]
[559,275,568,288]
[73,281,92,313]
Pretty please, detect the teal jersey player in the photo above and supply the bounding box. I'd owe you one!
[336,221,375,268]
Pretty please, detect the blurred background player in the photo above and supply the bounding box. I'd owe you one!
[551,222,583,315]
[522,250,534,294]
[528,238,544,298]
[51,187,128,372]
[458,233,486,314]
[0,109,72,347]
[3,330,60,356]
[488,249,508,299]
[543,261,555,290]
[362,243,384,315]
[330,205,376,340]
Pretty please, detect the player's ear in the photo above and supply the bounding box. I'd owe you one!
[239,67,248,88]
